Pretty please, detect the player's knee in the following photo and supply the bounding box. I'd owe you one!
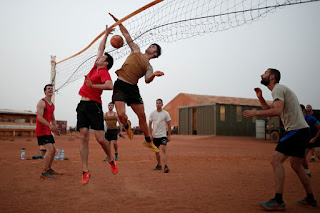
[290,158,302,171]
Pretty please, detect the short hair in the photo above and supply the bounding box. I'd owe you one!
[300,104,305,110]
[44,84,53,91]
[156,98,163,103]
[269,68,281,83]
[108,102,114,105]
[152,43,161,58]
[104,52,114,70]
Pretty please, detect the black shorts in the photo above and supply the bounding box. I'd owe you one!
[105,129,118,141]
[112,79,143,106]
[153,137,168,147]
[76,101,104,131]
[37,135,55,145]
[275,128,310,158]
[306,142,315,149]
[314,140,320,148]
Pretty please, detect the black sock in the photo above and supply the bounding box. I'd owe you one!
[275,193,283,204]
[145,137,151,142]
[125,124,129,129]
[307,193,314,201]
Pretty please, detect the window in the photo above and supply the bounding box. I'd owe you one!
[220,105,225,121]
[236,106,242,122]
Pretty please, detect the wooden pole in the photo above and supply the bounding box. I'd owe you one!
[50,56,56,104]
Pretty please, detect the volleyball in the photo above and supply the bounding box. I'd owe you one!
[110,35,124,48]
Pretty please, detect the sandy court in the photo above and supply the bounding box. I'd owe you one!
[0,133,319,213]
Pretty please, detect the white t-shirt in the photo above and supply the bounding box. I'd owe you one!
[272,83,308,131]
[149,110,171,138]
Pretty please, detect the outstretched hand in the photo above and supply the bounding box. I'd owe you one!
[109,13,119,22]
[154,71,164,77]
[105,25,114,35]
[243,110,256,118]
[254,88,263,99]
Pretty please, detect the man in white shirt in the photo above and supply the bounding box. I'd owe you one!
[149,99,171,173]
[243,68,317,210]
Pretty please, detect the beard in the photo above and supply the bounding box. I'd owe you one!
[260,77,270,86]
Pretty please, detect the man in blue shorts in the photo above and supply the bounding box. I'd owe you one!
[300,104,320,177]
[243,68,317,210]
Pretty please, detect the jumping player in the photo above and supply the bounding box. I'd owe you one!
[36,84,61,179]
[76,25,118,185]
[109,13,164,153]
[243,68,317,210]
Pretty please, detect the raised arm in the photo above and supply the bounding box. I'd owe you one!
[97,25,115,57]
[254,88,270,110]
[109,13,140,53]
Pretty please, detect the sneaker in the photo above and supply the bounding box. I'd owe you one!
[297,198,318,207]
[82,171,90,185]
[40,173,55,179]
[103,157,108,161]
[115,153,119,161]
[164,166,170,173]
[153,164,162,170]
[47,168,62,175]
[310,157,316,162]
[125,120,134,140]
[109,160,118,175]
[143,140,159,152]
[260,198,285,211]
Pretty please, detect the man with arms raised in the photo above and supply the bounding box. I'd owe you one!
[76,25,118,185]
[109,13,164,153]
[243,68,317,210]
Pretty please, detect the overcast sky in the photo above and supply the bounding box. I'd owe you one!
[0,0,319,128]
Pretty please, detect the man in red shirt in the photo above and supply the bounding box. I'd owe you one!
[76,25,118,185]
[36,84,61,179]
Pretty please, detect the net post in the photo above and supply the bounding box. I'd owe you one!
[50,55,56,104]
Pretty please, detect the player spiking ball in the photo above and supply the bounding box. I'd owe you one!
[109,13,164,153]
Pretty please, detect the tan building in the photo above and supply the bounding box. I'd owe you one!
[0,109,37,136]
[0,109,67,136]
[163,93,272,127]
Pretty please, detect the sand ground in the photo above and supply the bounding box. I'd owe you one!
[0,133,319,213]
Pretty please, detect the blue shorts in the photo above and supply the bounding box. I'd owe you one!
[275,128,309,158]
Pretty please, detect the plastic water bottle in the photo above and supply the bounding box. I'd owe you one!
[60,148,64,160]
[54,148,60,160]
[21,147,25,160]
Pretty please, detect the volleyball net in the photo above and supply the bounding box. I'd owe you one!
[53,0,320,92]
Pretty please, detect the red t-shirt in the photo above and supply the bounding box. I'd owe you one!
[36,99,55,136]
[79,64,111,104]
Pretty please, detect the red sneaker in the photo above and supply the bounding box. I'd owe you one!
[109,160,118,175]
[82,171,90,185]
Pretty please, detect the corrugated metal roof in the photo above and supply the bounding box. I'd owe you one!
[0,109,36,115]
[181,93,273,107]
